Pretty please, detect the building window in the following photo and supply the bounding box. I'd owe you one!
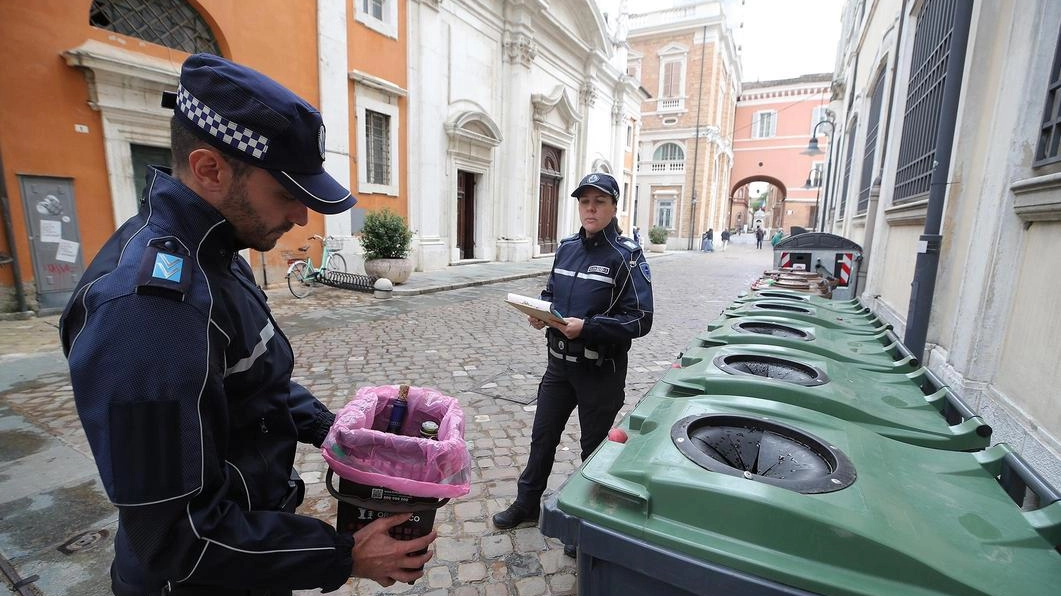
[651,143,685,172]
[655,199,675,229]
[657,47,687,112]
[365,111,390,185]
[753,111,777,138]
[356,0,397,39]
[356,95,399,196]
[810,106,830,136]
[1035,24,1061,167]
[626,124,634,149]
[857,69,887,214]
[894,0,964,202]
[838,118,858,220]
[88,0,220,54]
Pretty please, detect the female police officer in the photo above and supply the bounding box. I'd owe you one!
[60,54,434,595]
[492,173,654,553]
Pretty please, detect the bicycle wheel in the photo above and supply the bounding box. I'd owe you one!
[287,261,314,299]
[326,253,348,274]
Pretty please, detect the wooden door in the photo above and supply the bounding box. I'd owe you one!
[538,145,562,253]
[456,170,476,259]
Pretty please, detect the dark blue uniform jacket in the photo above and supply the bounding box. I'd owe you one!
[59,168,352,592]
[544,218,653,354]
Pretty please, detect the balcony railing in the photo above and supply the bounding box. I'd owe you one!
[658,97,684,112]
[640,160,686,174]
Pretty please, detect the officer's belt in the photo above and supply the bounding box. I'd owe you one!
[547,334,599,361]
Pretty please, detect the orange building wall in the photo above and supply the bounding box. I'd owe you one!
[0,1,326,306]
[347,1,408,219]
[730,83,830,232]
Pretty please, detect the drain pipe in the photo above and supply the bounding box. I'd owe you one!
[904,1,974,359]
[0,149,28,313]
[686,25,708,250]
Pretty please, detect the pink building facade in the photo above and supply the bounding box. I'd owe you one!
[730,74,832,234]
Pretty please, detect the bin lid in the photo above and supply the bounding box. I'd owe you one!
[553,395,1061,596]
[774,232,863,252]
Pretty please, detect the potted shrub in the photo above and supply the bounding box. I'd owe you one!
[647,226,668,253]
[359,208,414,284]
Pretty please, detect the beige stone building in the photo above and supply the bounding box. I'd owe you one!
[829,0,1061,485]
[626,1,741,250]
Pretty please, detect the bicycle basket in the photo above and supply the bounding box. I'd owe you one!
[324,236,344,251]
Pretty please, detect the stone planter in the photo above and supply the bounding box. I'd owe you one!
[363,257,413,285]
[647,242,666,253]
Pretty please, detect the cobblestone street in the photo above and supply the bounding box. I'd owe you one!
[0,238,771,595]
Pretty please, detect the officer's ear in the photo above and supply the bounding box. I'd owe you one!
[184,148,230,198]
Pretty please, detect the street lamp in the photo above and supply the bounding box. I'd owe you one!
[802,119,835,232]
[803,166,823,227]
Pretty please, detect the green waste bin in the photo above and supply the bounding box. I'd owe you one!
[651,343,990,450]
[688,315,916,372]
[540,395,1061,596]
[721,301,888,334]
[737,288,866,311]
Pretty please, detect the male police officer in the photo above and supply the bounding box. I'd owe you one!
[60,54,434,595]
[492,173,653,554]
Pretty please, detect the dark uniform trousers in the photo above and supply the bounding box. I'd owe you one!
[516,350,628,509]
[112,563,292,596]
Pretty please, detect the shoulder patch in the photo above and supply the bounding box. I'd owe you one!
[136,242,191,300]
[622,239,640,251]
[639,262,651,283]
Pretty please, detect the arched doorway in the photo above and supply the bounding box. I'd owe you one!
[729,175,796,236]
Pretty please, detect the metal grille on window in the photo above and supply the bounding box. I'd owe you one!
[838,119,857,220]
[89,0,220,55]
[366,110,391,185]
[857,69,887,213]
[1034,24,1061,167]
[893,0,957,203]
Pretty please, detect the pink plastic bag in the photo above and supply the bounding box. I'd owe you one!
[322,385,471,499]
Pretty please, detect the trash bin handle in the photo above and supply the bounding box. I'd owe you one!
[325,469,450,513]
[1000,451,1061,509]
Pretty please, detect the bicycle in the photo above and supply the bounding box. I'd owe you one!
[285,234,348,298]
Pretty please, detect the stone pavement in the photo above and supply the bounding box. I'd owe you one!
[0,238,771,595]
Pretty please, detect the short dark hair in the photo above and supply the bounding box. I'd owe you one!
[170,117,250,179]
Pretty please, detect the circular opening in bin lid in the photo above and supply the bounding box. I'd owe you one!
[713,354,829,386]
[757,291,810,301]
[671,414,856,494]
[732,321,813,341]
[751,302,813,314]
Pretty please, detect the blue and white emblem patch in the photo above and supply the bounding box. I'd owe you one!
[152,253,183,282]
[639,262,651,283]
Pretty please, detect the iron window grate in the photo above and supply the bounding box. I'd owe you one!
[366,110,391,185]
[858,69,887,214]
[894,0,957,203]
[1035,24,1061,167]
[89,0,220,55]
[838,118,857,220]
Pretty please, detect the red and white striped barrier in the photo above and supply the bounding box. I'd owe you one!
[839,253,853,286]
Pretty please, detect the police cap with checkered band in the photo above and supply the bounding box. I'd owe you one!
[571,173,620,202]
[162,53,355,215]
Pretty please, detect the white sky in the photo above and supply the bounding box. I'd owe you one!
[598,0,844,82]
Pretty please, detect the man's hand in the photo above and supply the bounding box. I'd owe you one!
[528,315,547,330]
[351,513,437,587]
[549,317,584,339]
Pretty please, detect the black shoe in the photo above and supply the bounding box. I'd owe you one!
[492,502,539,529]
[563,543,576,558]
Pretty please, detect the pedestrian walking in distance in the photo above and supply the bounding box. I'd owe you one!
[720,228,731,251]
[60,53,435,595]
[492,173,654,558]
[755,226,766,249]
